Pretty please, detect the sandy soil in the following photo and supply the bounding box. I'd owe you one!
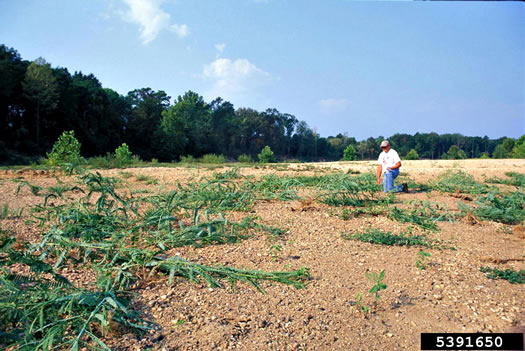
[1,159,524,351]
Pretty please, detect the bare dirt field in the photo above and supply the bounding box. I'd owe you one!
[1,159,524,351]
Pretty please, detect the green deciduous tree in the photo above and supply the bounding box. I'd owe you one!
[447,145,467,160]
[258,145,276,163]
[47,130,83,166]
[343,144,356,161]
[493,138,515,159]
[405,149,419,160]
[511,135,525,158]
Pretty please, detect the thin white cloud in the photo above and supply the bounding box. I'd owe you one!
[121,0,188,44]
[203,58,274,102]
[319,98,351,113]
[215,43,226,53]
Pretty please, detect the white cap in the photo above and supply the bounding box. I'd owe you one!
[380,140,389,148]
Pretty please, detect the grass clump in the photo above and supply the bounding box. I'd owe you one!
[343,228,438,248]
[480,267,524,284]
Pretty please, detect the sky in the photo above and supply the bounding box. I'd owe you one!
[1,0,524,140]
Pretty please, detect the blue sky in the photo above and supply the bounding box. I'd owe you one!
[1,0,524,139]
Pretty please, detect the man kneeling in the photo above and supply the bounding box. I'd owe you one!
[376,140,408,193]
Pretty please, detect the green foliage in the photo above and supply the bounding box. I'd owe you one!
[238,175,299,202]
[480,267,524,284]
[343,144,356,161]
[213,167,240,180]
[447,145,467,159]
[365,270,387,301]
[237,154,253,163]
[180,155,197,163]
[343,228,438,248]
[387,207,440,231]
[459,191,525,224]
[405,149,419,160]
[114,143,133,166]
[416,251,431,270]
[87,154,114,169]
[493,138,515,159]
[46,130,84,166]
[3,170,311,349]
[510,135,525,158]
[430,170,491,194]
[486,172,525,188]
[318,173,383,207]
[258,146,276,163]
[201,154,226,164]
[480,152,490,159]
[341,206,384,220]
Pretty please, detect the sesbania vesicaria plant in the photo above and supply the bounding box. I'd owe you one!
[2,171,309,350]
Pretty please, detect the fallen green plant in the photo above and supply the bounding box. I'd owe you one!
[174,179,255,212]
[244,174,300,201]
[5,170,310,349]
[343,228,439,248]
[341,206,385,220]
[387,207,439,231]
[480,266,524,284]
[406,200,457,223]
[0,204,24,220]
[0,234,150,350]
[213,167,241,180]
[486,172,525,188]
[429,170,492,195]
[317,173,383,207]
[458,191,525,225]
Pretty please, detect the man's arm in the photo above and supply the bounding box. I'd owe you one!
[376,164,382,184]
[387,161,402,171]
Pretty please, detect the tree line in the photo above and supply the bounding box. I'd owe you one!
[1,44,523,165]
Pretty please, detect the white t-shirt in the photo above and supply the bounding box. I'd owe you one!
[378,149,401,173]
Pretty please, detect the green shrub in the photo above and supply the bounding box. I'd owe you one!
[114,143,133,166]
[258,146,276,163]
[87,154,114,169]
[46,130,84,166]
[480,152,490,159]
[238,154,253,163]
[405,149,419,160]
[201,154,226,164]
[343,145,356,161]
[180,155,197,163]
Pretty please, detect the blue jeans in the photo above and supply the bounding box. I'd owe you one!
[383,169,403,193]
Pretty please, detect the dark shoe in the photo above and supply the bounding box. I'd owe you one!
[402,183,409,193]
